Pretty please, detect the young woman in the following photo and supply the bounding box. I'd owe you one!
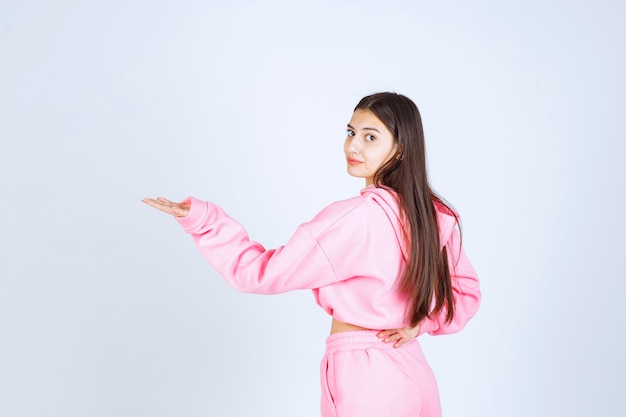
[143,92,480,417]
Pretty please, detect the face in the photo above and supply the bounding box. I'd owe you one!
[344,109,398,186]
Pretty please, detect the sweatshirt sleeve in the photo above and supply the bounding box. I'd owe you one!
[175,197,338,294]
[418,227,481,336]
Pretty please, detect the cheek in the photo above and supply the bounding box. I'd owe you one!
[371,150,392,170]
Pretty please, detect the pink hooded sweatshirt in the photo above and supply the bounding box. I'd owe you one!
[176,185,480,335]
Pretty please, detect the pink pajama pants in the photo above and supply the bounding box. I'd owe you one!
[320,330,441,417]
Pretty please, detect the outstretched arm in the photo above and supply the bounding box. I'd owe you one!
[142,195,339,294]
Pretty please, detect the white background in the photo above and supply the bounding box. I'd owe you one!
[1,1,625,416]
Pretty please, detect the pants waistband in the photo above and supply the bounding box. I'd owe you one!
[325,330,415,353]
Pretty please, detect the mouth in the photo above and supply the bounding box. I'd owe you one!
[347,158,363,166]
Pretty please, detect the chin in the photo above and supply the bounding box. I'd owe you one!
[346,168,362,179]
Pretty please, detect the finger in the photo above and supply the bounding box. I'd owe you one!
[376,329,399,339]
[393,338,408,348]
[142,198,167,209]
[156,197,176,210]
[377,329,398,339]
[142,198,161,208]
[142,198,177,215]
[157,197,174,204]
[382,333,402,344]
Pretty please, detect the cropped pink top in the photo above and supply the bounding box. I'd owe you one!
[176,185,480,335]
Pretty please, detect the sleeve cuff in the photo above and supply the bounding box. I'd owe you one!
[417,318,439,336]
[175,197,212,233]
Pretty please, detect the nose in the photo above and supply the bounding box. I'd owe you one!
[345,136,360,155]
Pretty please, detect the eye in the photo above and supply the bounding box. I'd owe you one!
[346,129,355,137]
[365,134,376,142]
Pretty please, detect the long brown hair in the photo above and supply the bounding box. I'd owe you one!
[355,92,456,327]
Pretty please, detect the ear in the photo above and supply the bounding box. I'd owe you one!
[395,143,403,160]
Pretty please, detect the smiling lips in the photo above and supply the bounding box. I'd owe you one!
[347,158,363,165]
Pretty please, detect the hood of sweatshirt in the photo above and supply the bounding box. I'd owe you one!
[360,185,458,261]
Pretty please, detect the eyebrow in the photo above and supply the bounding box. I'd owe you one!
[346,123,380,133]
